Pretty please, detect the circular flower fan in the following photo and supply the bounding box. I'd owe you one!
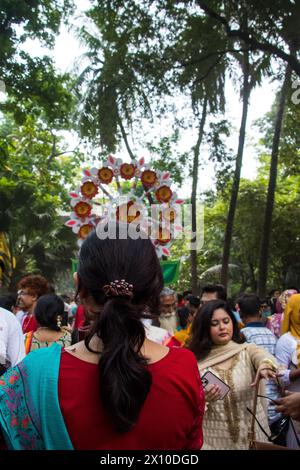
[65,155,184,257]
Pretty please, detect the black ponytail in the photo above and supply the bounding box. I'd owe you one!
[98,299,151,432]
[79,227,163,433]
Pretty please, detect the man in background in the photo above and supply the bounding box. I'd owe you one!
[238,293,283,443]
[0,305,25,375]
[16,274,48,333]
[200,284,227,306]
[158,287,178,334]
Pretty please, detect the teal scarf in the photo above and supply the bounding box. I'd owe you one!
[0,343,73,450]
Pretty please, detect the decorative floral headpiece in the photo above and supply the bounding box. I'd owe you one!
[65,155,184,258]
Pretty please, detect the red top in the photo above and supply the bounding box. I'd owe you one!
[22,314,38,334]
[73,305,85,329]
[58,347,204,450]
[165,336,183,348]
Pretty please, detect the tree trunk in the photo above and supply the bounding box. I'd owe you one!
[248,261,257,292]
[220,52,251,287]
[190,96,208,294]
[257,64,292,297]
[117,114,135,160]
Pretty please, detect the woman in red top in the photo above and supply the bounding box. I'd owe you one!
[61,225,205,449]
[0,224,204,450]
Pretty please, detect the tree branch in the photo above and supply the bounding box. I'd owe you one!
[47,147,80,164]
[192,57,222,84]
[178,48,251,68]
[197,0,300,77]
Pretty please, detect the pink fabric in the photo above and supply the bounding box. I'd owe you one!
[266,313,282,338]
[275,299,283,314]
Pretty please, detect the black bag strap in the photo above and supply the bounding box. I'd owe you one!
[246,405,271,440]
[248,380,272,443]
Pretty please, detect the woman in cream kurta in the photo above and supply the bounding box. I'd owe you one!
[189,300,278,450]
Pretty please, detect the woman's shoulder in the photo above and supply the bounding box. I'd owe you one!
[24,342,62,362]
[150,346,197,372]
[169,346,197,361]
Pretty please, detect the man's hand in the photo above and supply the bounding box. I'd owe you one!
[275,391,300,421]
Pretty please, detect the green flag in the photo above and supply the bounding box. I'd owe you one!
[160,260,180,286]
[72,259,180,286]
[71,259,78,274]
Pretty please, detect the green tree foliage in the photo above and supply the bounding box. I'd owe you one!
[76,0,231,151]
[0,0,76,127]
[146,129,189,187]
[0,115,82,287]
[77,0,159,151]
[171,171,300,295]
[196,0,300,76]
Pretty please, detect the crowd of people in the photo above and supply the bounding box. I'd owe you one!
[0,226,299,450]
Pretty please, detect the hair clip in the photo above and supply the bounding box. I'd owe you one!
[103,279,134,299]
[57,315,62,329]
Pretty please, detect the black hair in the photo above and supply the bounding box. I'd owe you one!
[189,299,243,361]
[34,294,65,331]
[78,227,163,434]
[60,294,71,303]
[237,293,261,318]
[177,306,190,329]
[226,297,236,311]
[47,284,56,294]
[260,298,269,306]
[0,294,17,312]
[268,289,280,297]
[201,284,227,301]
[183,290,192,298]
[186,295,200,308]
[177,293,184,303]
[285,286,299,292]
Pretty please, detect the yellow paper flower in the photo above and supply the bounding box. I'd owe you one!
[155,185,172,203]
[81,181,98,199]
[141,169,157,188]
[116,201,141,224]
[98,167,113,184]
[74,201,92,218]
[78,223,94,239]
[162,207,176,223]
[120,163,135,180]
[157,227,171,245]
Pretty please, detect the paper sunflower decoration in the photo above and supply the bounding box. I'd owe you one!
[65,155,184,257]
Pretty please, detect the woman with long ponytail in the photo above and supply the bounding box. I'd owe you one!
[0,224,205,450]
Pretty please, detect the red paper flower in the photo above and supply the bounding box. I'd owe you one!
[74,201,92,219]
[98,167,113,184]
[120,163,135,180]
[81,181,98,199]
[141,169,157,188]
[155,185,173,203]
[78,223,94,239]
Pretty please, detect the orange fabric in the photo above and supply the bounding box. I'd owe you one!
[24,330,34,355]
